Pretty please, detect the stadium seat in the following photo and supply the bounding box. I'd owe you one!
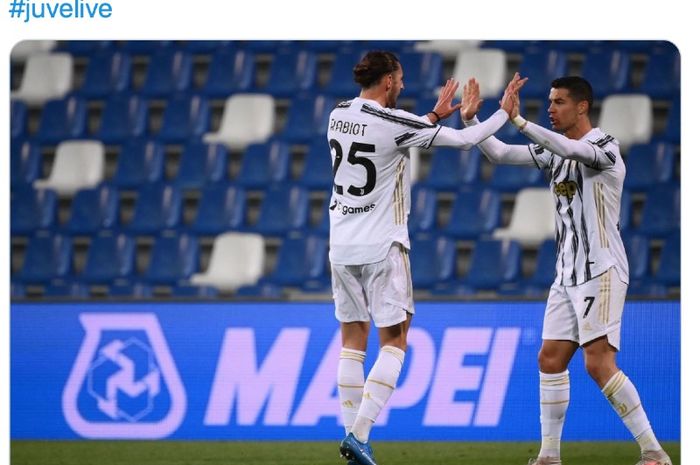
[493,188,556,247]
[156,94,211,143]
[203,93,275,151]
[143,234,199,284]
[637,184,680,238]
[279,94,335,143]
[477,98,521,142]
[107,282,153,299]
[638,48,680,99]
[527,238,557,289]
[190,184,247,235]
[518,50,567,98]
[139,49,193,97]
[11,52,73,106]
[11,281,26,299]
[452,49,507,98]
[443,187,501,239]
[190,232,265,291]
[252,183,309,236]
[654,231,680,287]
[125,184,183,234]
[11,100,27,140]
[112,139,165,189]
[11,141,41,188]
[624,142,675,190]
[298,137,333,190]
[298,40,356,53]
[261,50,318,98]
[63,185,119,235]
[34,140,105,197]
[11,187,58,235]
[622,233,650,282]
[200,48,255,97]
[265,233,328,287]
[118,40,173,54]
[490,164,545,192]
[619,189,632,232]
[396,52,443,98]
[323,50,366,98]
[44,281,90,298]
[315,193,331,235]
[238,40,294,53]
[423,146,481,190]
[598,94,652,153]
[410,234,456,289]
[77,50,132,98]
[627,281,668,298]
[463,239,522,289]
[235,140,291,189]
[580,49,631,97]
[408,186,438,234]
[179,40,231,53]
[235,282,285,298]
[57,40,114,56]
[413,40,482,58]
[35,96,87,144]
[81,233,136,284]
[10,40,57,62]
[171,285,219,298]
[172,142,227,189]
[19,233,73,283]
[663,95,680,145]
[95,95,148,144]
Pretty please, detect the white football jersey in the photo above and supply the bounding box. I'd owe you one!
[529,127,629,286]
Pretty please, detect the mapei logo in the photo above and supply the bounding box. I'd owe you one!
[553,180,578,202]
[62,313,186,438]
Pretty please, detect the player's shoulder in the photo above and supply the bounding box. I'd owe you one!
[360,103,435,129]
[586,128,620,151]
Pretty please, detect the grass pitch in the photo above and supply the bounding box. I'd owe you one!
[10,440,680,465]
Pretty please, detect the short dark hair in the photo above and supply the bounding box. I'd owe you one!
[353,51,400,89]
[551,76,594,110]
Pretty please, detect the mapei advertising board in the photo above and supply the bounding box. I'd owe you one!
[11,301,679,441]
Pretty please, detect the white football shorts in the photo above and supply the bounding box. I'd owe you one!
[542,266,628,350]
[331,242,414,328]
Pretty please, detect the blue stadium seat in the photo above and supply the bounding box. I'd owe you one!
[298,40,355,53]
[518,50,567,98]
[478,98,522,142]
[261,50,318,98]
[423,146,481,190]
[663,96,680,145]
[139,49,193,97]
[36,97,87,144]
[11,100,27,140]
[179,40,231,53]
[95,95,148,144]
[266,233,328,287]
[280,94,335,143]
[238,40,294,53]
[638,48,680,99]
[143,234,199,284]
[236,140,291,189]
[414,96,461,129]
[81,233,136,284]
[200,49,255,97]
[108,282,153,298]
[172,142,227,189]
[443,187,501,239]
[77,50,131,98]
[324,50,365,98]
[11,187,58,235]
[44,281,90,298]
[190,184,247,235]
[637,184,680,238]
[315,192,331,235]
[463,239,522,290]
[112,139,165,189]
[298,137,333,190]
[156,94,210,143]
[252,183,309,236]
[236,282,284,298]
[581,49,630,97]
[490,164,544,192]
[63,185,119,235]
[619,189,632,232]
[410,234,456,289]
[11,281,26,299]
[654,231,680,287]
[396,52,442,98]
[480,40,541,53]
[125,184,183,234]
[627,281,668,298]
[625,142,675,190]
[622,233,650,282]
[19,233,73,283]
[408,185,438,234]
[527,238,557,289]
[118,40,172,54]
[58,40,114,55]
[171,284,219,298]
[11,141,41,188]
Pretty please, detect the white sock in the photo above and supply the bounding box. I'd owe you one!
[539,370,570,459]
[338,348,366,435]
[352,345,405,443]
[602,370,662,453]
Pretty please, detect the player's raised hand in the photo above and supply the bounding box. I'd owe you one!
[431,78,462,120]
[460,77,483,121]
[500,73,528,118]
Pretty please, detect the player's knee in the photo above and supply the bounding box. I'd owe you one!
[537,349,567,373]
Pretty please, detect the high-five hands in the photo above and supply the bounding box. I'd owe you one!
[460,77,483,122]
[431,78,462,121]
